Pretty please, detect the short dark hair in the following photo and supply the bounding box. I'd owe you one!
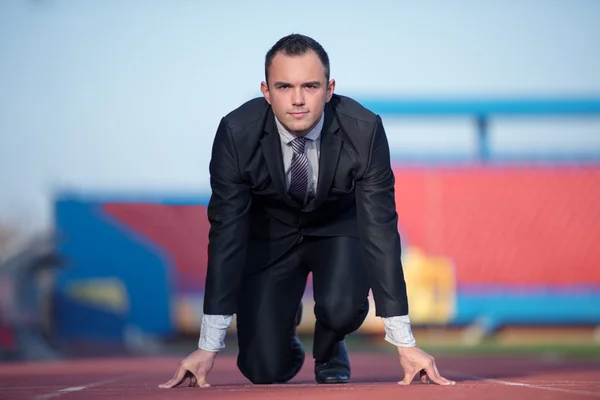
[264,34,330,84]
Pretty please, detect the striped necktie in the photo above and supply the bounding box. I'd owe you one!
[288,136,309,204]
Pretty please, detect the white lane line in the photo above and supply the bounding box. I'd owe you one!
[449,370,600,397]
[32,373,144,400]
[0,387,64,390]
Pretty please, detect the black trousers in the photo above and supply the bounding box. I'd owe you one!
[236,235,370,384]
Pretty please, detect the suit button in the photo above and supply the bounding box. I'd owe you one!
[297,235,304,244]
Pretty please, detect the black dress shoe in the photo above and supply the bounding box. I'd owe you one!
[315,340,350,384]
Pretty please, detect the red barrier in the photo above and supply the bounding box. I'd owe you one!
[393,165,600,285]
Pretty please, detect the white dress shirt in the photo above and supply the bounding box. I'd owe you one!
[199,113,416,351]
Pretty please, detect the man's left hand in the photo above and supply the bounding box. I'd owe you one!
[396,346,456,386]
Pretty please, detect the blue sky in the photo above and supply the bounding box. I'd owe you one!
[1,0,600,232]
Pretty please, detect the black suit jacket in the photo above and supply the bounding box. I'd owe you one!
[203,94,409,318]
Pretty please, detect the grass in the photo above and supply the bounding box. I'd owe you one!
[420,343,600,359]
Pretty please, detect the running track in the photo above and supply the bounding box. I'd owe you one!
[1,353,599,399]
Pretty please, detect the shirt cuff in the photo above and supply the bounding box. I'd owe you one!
[382,315,417,347]
[198,314,232,352]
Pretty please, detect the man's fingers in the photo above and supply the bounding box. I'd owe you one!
[397,368,419,385]
[158,365,189,389]
[432,362,456,385]
[159,368,211,389]
[196,374,211,388]
[425,364,455,386]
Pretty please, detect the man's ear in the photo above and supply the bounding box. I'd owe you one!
[326,79,336,102]
[261,81,271,104]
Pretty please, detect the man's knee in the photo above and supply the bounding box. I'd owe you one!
[243,370,279,385]
[237,347,292,384]
[237,356,278,384]
[315,298,369,333]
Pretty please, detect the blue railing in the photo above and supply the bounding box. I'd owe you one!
[360,98,600,162]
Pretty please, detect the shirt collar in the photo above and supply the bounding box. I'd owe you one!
[274,112,324,145]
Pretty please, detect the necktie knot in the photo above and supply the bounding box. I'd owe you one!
[291,137,306,155]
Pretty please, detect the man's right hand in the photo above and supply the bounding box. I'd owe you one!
[158,349,217,388]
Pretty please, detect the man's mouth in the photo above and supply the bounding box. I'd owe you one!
[289,111,308,118]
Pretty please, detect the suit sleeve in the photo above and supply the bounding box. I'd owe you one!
[355,115,409,318]
[203,117,252,315]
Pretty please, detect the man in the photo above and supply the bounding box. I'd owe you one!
[160,34,455,388]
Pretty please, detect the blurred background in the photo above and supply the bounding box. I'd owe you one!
[1,0,599,362]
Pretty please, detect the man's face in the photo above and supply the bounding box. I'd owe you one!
[261,50,335,136]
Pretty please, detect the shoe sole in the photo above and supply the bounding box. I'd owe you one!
[316,374,350,384]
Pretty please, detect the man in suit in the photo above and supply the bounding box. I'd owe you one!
[160,33,455,388]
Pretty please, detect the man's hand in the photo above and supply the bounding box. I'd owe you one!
[396,346,455,386]
[159,349,217,389]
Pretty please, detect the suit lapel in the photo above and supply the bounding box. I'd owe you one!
[260,109,299,208]
[304,103,341,212]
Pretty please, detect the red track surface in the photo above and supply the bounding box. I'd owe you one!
[1,353,599,399]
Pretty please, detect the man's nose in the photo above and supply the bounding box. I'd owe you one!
[292,88,305,106]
